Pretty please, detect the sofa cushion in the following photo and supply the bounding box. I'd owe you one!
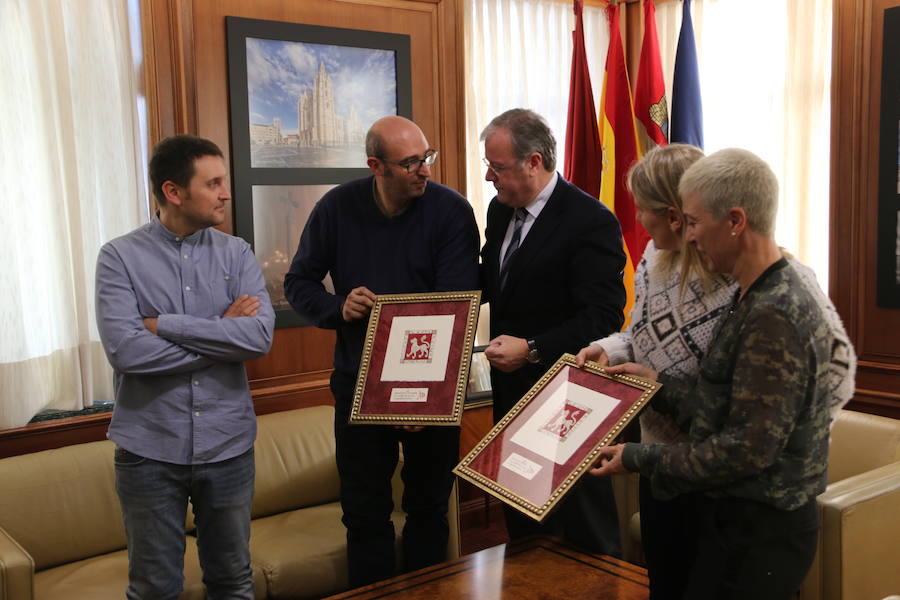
[252,406,340,519]
[0,439,126,570]
[33,536,267,600]
[249,501,406,600]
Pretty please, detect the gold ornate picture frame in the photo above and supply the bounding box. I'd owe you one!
[454,354,661,522]
[350,291,481,426]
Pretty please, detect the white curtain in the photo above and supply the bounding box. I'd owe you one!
[0,0,147,429]
[655,0,833,287]
[463,0,611,235]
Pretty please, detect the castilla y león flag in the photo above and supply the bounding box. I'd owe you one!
[633,0,669,153]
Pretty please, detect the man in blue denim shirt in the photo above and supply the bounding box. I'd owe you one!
[95,135,274,599]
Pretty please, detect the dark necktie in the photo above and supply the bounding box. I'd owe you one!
[499,208,526,290]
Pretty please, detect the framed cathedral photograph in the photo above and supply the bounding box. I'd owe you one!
[454,354,661,522]
[349,291,481,426]
[225,16,412,326]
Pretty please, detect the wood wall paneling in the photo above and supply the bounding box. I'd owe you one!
[0,414,112,459]
[831,0,900,419]
[142,0,197,143]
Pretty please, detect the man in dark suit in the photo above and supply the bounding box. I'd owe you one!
[480,108,627,555]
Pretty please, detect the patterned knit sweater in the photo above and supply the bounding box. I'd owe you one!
[593,241,856,444]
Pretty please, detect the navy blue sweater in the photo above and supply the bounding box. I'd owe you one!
[284,176,480,378]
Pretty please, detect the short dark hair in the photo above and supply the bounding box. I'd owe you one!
[149,135,224,204]
[480,108,556,172]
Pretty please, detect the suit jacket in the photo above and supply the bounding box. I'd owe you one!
[481,175,627,420]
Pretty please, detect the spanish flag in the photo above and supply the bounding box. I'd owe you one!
[598,3,648,322]
[633,0,669,153]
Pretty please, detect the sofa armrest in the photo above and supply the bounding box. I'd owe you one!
[803,461,900,600]
[0,525,34,600]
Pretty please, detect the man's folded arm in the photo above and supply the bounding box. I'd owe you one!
[95,244,214,375]
[155,244,275,362]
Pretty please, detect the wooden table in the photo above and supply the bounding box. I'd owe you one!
[323,536,649,599]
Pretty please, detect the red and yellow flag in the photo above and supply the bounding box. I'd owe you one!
[633,0,669,153]
[598,3,649,322]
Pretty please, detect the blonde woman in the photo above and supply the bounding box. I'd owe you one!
[577,143,732,599]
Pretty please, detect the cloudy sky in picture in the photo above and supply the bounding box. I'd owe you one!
[246,37,397,134]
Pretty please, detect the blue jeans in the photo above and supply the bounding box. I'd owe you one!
[114,446,255,600]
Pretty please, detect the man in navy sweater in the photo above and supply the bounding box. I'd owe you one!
[284,116,479,587]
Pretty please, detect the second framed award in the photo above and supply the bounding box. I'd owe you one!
[454,354,661,521]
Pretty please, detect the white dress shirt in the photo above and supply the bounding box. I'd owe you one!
[498,171,559,264]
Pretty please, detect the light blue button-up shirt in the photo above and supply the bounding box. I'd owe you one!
[96,216,274,464]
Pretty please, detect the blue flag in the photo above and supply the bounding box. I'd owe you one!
[670,0,703,148]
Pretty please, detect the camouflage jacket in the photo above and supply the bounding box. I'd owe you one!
[621,258,834,510]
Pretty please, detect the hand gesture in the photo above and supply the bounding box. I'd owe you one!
[223,294,260,318]
[484,335,528,373]
[603,362,659,381]
[142,317,158,334]
[574,344,608,367]
[588,444,628,477]
[341,286,377,322]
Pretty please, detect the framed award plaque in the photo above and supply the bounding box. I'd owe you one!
[454,354,661,521]
[349,291,481,426]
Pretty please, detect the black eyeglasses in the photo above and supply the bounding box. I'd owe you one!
[379,149,439,174]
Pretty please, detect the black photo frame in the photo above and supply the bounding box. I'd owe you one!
[877,6,900,308]
[226,16,412,327]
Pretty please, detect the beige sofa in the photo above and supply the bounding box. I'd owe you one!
[614,409,900,599]
[800,409,900,600]
[0,405,459,600]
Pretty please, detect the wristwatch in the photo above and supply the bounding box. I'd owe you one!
[526,339,541,364]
